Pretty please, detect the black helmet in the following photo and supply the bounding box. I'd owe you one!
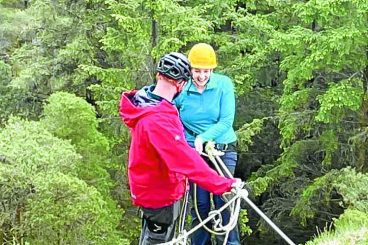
[157,52,192,82]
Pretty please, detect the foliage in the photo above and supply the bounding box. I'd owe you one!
[40,91,137,241]
[0,164,33,244]
[219,10,277,96]
[292,167,368,226]
[0,5,36,51]
[0,7,44,121]
[0,117,80,175]
[0,117,125,244]
[2,0,112,120]
[245,1,368,243]
[40,92,120,212]
[1,0,368,244]
[41,92,109,158]
[239,209,252,237]
[291,171,336,226]
[41,91,111,192]
[249,139,321,196]
[306,209,368,245]
[334,168,368,213]
[24,173,124,245]
[86,0,213,117]
[316,78,364,123]
[0,60,14,124]
[236,118,264,152]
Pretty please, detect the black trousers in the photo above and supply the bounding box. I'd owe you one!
[139,200,181,245]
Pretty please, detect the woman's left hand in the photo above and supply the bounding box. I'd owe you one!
[194,136,204,154]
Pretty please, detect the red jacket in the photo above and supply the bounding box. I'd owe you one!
[119,90,235,208]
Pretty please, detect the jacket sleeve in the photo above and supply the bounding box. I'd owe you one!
[146,118,235,195]
[199,78,235,142]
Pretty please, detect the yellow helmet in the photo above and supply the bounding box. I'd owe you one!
[188,43,217,69]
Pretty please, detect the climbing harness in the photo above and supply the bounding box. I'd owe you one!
[178,178,190,234]
[160,142,296,245]
[190,147,237,244]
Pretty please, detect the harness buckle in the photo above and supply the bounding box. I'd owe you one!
[214,142,237,151]
[215,143,228,151]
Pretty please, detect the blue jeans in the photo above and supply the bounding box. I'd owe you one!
[190,151,240,245]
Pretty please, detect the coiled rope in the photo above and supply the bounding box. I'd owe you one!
[160,142,296,245]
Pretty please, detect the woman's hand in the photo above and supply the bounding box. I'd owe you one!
[194,136,204,154]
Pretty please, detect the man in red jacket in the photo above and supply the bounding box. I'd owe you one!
[120,52,240,244]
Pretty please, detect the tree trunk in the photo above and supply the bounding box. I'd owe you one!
[357,51,368,172]
[151,7,158,79]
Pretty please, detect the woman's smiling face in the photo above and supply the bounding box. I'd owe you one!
[191,68,212,87]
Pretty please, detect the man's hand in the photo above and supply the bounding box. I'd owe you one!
[194,136,204,154]
[231,178,243,191]
[222,178,244,202]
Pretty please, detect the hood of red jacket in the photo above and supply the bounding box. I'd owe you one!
[119,90,177,129]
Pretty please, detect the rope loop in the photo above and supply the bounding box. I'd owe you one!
[159,141,296,245]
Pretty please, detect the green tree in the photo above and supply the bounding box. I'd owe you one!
[0,118,125,244]
[40,92,137,241]
[243,0,368,243]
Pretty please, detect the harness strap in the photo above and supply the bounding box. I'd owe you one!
[183,124,237,151]
[215,142,237,151]
[183,124,199,137]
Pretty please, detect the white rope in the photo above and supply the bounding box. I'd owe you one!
[189,143,237,239]
[178,179,190,234]
[159,142,241,245]
[159,188,246,245]
[159,142,296,245]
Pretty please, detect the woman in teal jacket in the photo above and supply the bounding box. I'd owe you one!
[175,43,240,245]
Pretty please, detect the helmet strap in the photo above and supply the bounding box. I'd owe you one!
[175,82,182,93]
[157,73,185,99]
[173,78,188,99]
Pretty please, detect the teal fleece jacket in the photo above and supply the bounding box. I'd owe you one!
[174,72,237,145]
